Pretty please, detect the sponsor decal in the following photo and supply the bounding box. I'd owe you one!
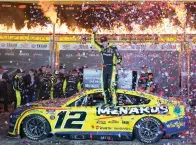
[46,110,55,114]
[122,121,129,124]
[5,53,14,56]
[7,43,17,48]
[31,44,48,49]
[33,53,43,57]
[108,120,119,124]
[31,44,36,48]
[166,121,185,129]
[173,106,182,116]
[99,126,112,130]
[1,43,6,47]
[96,120,106,124]
[65,53,73,58]
[20,44,29,48]
[28,110,43,114]
[114,127,130,131]
[96,106,168,116]
[37,44,47,48]
[19,53,29,56]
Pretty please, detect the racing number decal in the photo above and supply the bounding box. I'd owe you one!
[55,111,67,129]
[64,111,86,129]
[55,111,87,129]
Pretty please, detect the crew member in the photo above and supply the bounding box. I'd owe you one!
[38,70,52,100]
[0,65,9,112]
[12,69,25,108]
[91,26,122,107]
[54,70,64,98]
[138,65,156,92]
[63,69,82,98]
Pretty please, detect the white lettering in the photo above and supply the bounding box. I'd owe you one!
[150,107,159,114]
[160,106,169,114]
[97,108,110,115]
[119,107,128,115]
[19,53,29,56]
[128,108,139,114]
[5,53,14,56]
[140,107,150,114]
[111,109,119,115]
[97,106,169,116]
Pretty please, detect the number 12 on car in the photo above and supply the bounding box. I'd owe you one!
[55,111,87,129]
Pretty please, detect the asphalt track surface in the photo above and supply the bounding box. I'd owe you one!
[0,108,196,145]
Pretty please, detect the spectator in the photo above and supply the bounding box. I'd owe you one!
[138,65,156,92]
[0,65,9,112]
[26,69,39,102]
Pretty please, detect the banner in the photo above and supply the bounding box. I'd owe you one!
[59,43,180,51]
[0,42,50,76]
[0,42,50,50]
[83,69,137,90]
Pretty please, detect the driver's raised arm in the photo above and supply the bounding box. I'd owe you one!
[91,26,102,52]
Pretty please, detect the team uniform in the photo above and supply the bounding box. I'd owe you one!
[62,75,82,98]
[38,73,53,100]
[12,74,25,108]
[91,33,122,105]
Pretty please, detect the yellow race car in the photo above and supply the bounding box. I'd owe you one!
[8,89,189,144]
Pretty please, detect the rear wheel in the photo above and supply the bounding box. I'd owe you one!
[134,117,164,144]
[22,114,51,140]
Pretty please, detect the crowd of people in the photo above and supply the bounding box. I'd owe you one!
[0,65,84,112]
[0,64,156,112]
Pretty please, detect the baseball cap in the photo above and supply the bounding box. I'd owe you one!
[100,36,108,43]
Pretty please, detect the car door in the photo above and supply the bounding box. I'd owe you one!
[116,93,151,132]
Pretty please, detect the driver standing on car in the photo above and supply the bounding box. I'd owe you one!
[91,26,122,108]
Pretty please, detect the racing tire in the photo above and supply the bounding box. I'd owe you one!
[134,117,164,144]
[22,114,51,140]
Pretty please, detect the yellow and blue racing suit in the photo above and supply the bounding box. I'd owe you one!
[91,33,122,105]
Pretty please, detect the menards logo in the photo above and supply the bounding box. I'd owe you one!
[96,106,168,116]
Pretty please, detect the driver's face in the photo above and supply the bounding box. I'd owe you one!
[102,41,109,48]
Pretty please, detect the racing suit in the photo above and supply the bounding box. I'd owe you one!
[62,75,82,98]
[54,74,64,98]
[38,73,52,100]
[91,33,122,105]
[12,75,25,108]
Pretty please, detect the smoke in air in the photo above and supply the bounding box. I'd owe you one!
[38,1,57,24]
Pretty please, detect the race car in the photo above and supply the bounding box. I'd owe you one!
[8,89,189,144]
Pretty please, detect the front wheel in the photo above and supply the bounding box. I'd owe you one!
[22,114,51,140]
[134,117,164,144]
